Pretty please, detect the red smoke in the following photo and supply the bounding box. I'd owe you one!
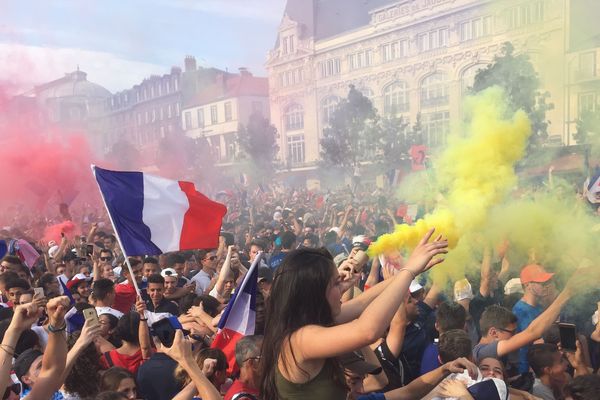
[43,221,80,244]
[0,84,101,225]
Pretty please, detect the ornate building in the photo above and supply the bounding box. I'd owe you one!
[267,0,568,175]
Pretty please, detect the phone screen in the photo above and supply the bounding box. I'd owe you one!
[82,308,99,327]
[86,244,94,257]
[559,323,577,352]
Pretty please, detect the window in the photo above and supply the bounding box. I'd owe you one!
[507,2,544,29]
[348,49,373,70]
[157,84,162,96]
[224,133,236,161]
[197,108,205,128]
[461,64,485,95]
[282,37,289,54]
[145,111,149,124]
[382,40,408,62]
[319,58,341,78]
[175,103,180,116]
[321,96,340,124]
[422,111,450,147]
[152,109,157,122]
[287,135,305,164]
[209,136,221,162]
[211,105,218,124]
[166,81,171,94]
[184,111,192,129]
[579,92,598,114]
[160,107,164,121]
[167,104,172,118]
[460,16,492,41]
[174,79,179,91]
[579,52,597,79]
[224,102,232,121]
[417,28,448,52]
[285,104,304,130]
[383,81,409,115]
[150,85,155,98]
[137,113,142,126]
[280,68,304,87]
[281,35,295,54]
[421,73,449,107]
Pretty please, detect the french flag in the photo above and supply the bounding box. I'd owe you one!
[92,165,227,256]
[211,253,260,375]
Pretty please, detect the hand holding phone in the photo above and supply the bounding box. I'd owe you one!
[559,323,577,353]
[83,308,100,328]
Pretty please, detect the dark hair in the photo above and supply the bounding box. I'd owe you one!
[436,302,466,333]
[166,253,185,267]
[64,331,101,397]
[122,258,141,275]
[0,320,39,357]
[528,343,560,377]
[106,235,117,244]
[6,278,31,291]
[280,231,297,250]
[439,329,472,363]
[147,274,164,285]
[178,294,220,317]
[16,264,31,277]
[0,271,19,285]
[302,233,319,247]
[99,313,119,332]
[1,255,22,267]
[143,257,158,265]
[250,239,267,251]
[479,305,517,336]
[114,312,140,345]
[259,247,343,400]
[38,272,56,288]
[99,249,114,257]
[95,392,128,400]
[100,367,135,392]
[564,374,600,400]
[92,279,115,301]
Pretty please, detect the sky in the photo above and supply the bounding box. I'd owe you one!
[0,0,287,93]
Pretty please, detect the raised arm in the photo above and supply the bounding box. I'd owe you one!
[294,230,448,361]
[60,319,101,383]
[136,297,153,360]
[385,301,407,358]
[211,246,233,299]
[25,296,70,400]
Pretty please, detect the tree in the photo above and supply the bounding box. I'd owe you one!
[105,139,141,170]
[372,116,411,172]
[471,42,554,147]
[320,85,378,168]
[574,108,600,145]
[237,113,279,174]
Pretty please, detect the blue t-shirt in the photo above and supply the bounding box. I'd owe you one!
[268,252,287,270]
[358,393,386,400]
[420,341,440,375]
[513,299,543,373]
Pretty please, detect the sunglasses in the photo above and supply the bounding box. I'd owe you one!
[204,256,217,261]
[497,327,516,335]
[100,257,112,261]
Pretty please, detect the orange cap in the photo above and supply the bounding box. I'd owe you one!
[520,264,554,284]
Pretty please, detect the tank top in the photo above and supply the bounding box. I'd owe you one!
[275,359,347,400]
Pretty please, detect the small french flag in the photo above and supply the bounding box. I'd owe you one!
[211,253,260,375]
[92,165,227,256]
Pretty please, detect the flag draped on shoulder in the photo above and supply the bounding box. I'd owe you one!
[91,165,227,256]
[211,253,260,375]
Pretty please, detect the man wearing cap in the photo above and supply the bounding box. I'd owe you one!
[513,264,555,374]
[66,273,92,304]
[257,267,273,298]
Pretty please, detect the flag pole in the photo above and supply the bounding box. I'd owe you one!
[91,165,141,296]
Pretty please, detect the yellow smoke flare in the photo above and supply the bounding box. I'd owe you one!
[368,86,532,258]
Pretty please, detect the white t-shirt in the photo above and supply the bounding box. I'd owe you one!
[191,270,213,295]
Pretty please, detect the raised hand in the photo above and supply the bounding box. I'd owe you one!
[9,303,42,332]
[443,357,479,380]
[46,296,71,327]
[404,228,448,276]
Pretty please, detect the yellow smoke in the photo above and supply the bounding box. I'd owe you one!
[368,87,532,283]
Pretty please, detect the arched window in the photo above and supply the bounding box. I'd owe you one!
[285,104,304,131]
[460,64,486,95]
[383,81,409,116]
[321,96,340,124]
[420,72,449,107]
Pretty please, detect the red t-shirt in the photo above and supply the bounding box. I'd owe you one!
[114,282,136,314]
[224,379,259,400]
[100,348,145,375]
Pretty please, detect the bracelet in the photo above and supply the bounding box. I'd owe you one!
[48,323,67,333]
[139,318,148,322]
[399,268,417,281]
[0,345,14,357]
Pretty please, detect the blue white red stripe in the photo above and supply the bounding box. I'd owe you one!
[211,252,260,374]
[92,165,227,256]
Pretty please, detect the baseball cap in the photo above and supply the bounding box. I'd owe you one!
[14,349,43,382]
[520,264,554,284]
[258,267,273,283]
[467,378,509,400]
[161,268,178,278]
[409,280,423,294]
[504,278,524,295]
[66,273,92,290]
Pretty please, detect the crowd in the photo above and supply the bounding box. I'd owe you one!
[0,183,599,400]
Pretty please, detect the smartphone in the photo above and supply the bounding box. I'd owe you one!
[352,250,369,272]
[82,308,99,327]
[33,287,45,298]
[86,244,94,257]
[151,316,186,347]
[559,323,577,352]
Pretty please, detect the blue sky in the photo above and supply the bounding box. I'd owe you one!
[0,0,287,92]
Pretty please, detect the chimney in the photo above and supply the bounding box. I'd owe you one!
[238,67,251,77]
[184,55,197,72]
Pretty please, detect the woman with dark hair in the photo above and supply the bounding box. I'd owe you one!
[99,307,152,374]
[259,229,448,400]
[99,367,137,400]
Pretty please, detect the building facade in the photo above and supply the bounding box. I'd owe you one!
[182,68,269,166]
[267,0,568,173]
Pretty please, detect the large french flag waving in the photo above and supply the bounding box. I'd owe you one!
[211,254,260,375]
[92,165,227,256]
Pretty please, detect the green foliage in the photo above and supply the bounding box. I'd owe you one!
[471,42,554,147]
[237,113,279,174]
[320,85,378,168]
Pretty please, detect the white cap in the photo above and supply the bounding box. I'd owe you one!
[95,306,124,319]
[48,245,60,258]
[504,278,524,295]
[72,273,92,281]
[409,280,423,293]
[329,227,341,235]
[161,268,178,278]
[273,211,282,221]
[454,278,474,302]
